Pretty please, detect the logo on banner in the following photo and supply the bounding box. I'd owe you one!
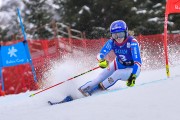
[175,0,180,10]
[175,4,180,10]
[8,46,17,57]
[166,0,180,14]
[1,42,29,67]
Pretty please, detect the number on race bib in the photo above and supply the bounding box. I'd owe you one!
[119,55,127,61]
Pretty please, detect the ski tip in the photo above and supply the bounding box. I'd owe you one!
[48,101,53,105]
[48,96,74,106]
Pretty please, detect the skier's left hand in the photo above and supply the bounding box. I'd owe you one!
[98,59,109,69]
[126,73,136,87]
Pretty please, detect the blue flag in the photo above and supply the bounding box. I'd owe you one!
[1,42,29,67]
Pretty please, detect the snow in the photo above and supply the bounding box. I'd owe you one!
[152,3,162,8]
[136,10,147,14]
[148,17,159,22]
[79,5,91,14]
[0,0,24,30]
[131,7,137,11]
[171,30,180,34]
[0,1,1,8]
[0,56,180,120]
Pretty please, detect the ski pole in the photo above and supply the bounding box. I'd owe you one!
[29,66,100,97]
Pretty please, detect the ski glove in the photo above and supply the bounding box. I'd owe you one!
[98,59,109,69]
[126,73,137,87]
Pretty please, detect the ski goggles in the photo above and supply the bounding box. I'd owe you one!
[111,32,125,39]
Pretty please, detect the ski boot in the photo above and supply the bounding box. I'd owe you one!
[78,86,92,97]
[78,81,94,96]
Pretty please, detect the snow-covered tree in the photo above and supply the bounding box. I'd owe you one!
[23,0,54,39]
[0,0,24,41]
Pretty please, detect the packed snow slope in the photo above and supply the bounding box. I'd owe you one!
[0,57,180,120]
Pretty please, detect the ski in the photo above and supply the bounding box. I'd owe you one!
[48,95,73,105]
[48,101,63,105]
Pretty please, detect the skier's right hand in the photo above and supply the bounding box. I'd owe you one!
[126,73,136,87]
[98,59,109,68]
